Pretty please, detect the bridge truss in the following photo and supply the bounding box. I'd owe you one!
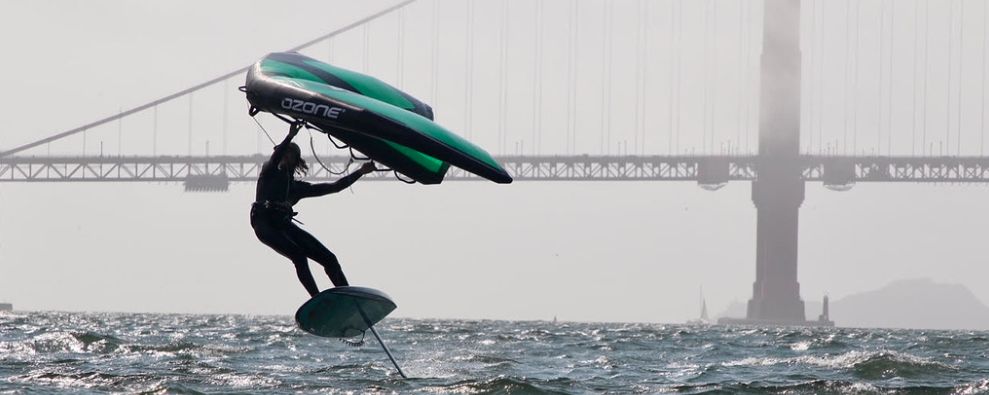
[3,155,987,189]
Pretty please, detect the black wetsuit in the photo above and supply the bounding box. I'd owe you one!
[251,132,363,297]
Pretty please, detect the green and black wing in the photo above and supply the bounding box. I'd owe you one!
[244,52,512,185]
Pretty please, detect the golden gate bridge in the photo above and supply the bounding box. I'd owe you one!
[2,0,988,325]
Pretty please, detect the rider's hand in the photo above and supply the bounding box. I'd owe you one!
[359,162,377,174]
[289,121,304,136]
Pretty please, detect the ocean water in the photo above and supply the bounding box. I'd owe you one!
[1,312,988,394]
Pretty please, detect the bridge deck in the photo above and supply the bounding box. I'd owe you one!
[2,155,988,184]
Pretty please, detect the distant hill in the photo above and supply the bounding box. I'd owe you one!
[827,278,989,330]
[717,279,989,330]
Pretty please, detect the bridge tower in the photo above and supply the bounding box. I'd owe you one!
[748,0,806,324]
[721,0,824,326]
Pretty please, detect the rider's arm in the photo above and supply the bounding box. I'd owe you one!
[293,170,365,200]
[261,123,302,173]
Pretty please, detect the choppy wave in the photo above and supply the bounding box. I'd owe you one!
[1,312,988,394]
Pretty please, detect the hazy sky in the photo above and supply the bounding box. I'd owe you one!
[1,0,988,323]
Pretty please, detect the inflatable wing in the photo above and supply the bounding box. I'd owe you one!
[244,52,512,185]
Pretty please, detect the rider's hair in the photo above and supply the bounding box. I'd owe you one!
[285,143,308,177]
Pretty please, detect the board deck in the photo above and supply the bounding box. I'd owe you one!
[294,286,397,338]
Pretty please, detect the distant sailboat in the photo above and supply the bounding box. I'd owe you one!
[687,287,711,325]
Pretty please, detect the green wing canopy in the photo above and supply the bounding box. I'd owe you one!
[245,52,511,184]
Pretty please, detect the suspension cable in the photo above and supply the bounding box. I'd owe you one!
[533,0,543,156]
[568,0,579,154]
[737,0,745,156]
[923,0,931,155]
[947,0,955,155]
[878,0,886,155]
[956,0,965,156]
[852,0,861,155]
[703,0,712,154]
[601,0,611,154]
[642,0,649,155]
[843,0,851,155]
[679,0,686,154]
[887,0,895,156]
[982,0,988,156]
[817,0,825,155]
[668,0,676,155]
[912,0,920,155]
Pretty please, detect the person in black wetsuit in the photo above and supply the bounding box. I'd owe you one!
[251,122,376,297]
